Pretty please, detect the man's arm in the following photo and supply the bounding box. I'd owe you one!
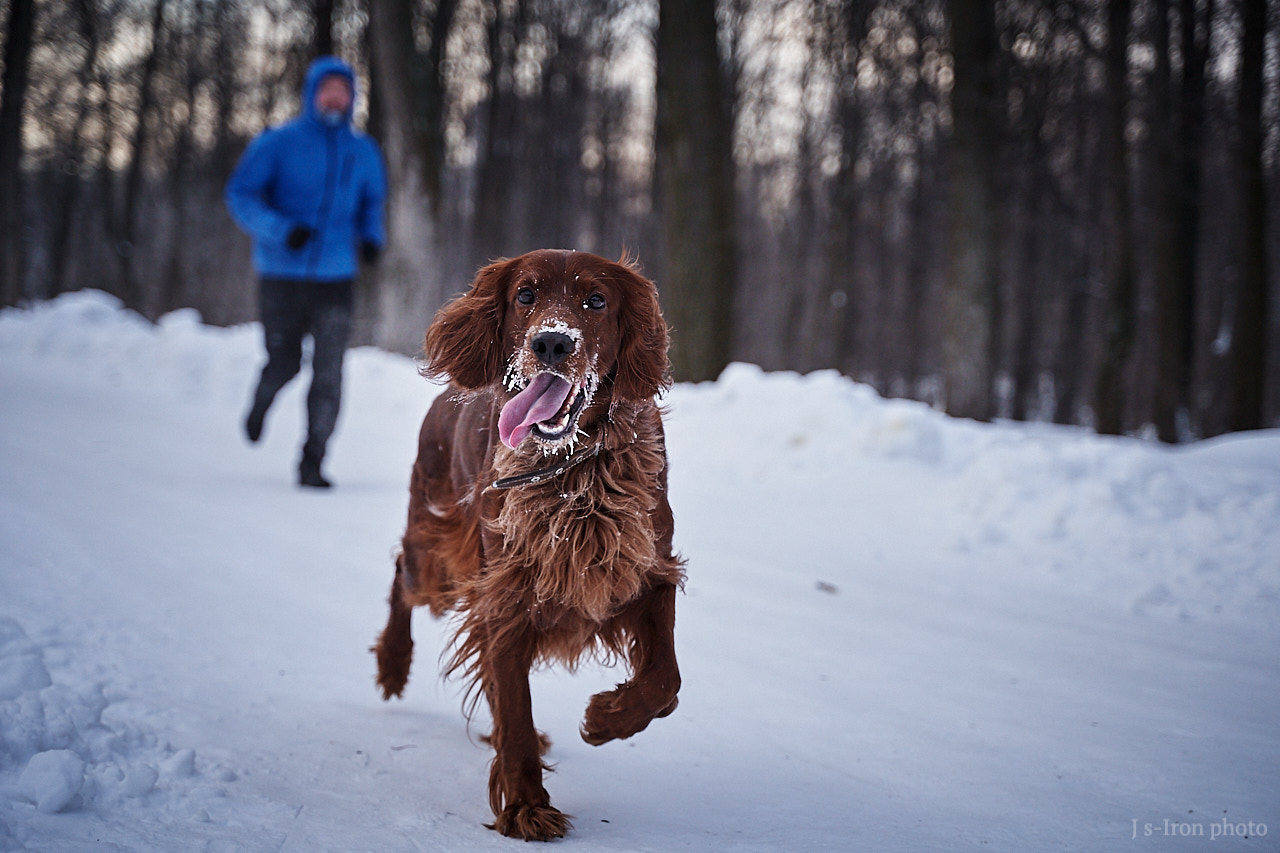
[225,131,293,245]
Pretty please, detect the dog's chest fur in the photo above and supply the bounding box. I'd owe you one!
[482,405,674,627]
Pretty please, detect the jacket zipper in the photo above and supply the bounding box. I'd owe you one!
[307,127,339,278]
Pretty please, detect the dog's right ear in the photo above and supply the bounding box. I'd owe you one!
[422,259,513,389]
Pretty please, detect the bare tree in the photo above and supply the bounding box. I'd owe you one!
[1149,0,1211,441]
[314,0,335,56]
[1227,0,1271,431]
[472,0,524,264]
[1094,0,1137,435]
[654,0,737,381]
[941,0,1002,421]
[1,0,36,305]
[365,0,457,353]
[113,0,169,310]
[44,0,104,298]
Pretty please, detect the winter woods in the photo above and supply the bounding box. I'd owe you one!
[0,0,1275,439]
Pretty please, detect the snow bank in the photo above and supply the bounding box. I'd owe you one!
[668,362,1280,624]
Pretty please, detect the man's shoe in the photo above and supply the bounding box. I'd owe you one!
[245,407,266,443]
[298,459,332,489]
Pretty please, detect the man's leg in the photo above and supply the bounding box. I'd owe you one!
[299,280,353,487]
[246,278,305,443]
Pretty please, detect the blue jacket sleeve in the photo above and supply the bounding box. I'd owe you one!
[225,131,292,246]
[358,138,388,249]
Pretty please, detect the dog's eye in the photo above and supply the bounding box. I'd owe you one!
[585,293,606,311]
[516,288,535,306]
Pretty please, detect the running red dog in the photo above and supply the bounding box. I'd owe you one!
[374,249,684,840]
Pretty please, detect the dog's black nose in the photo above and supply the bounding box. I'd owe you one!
[531,331,575,367]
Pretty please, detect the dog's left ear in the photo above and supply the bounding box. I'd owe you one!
[612,263,671,401]
[423,258,513,389]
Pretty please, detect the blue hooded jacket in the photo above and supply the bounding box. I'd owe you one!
[226,57,386,282]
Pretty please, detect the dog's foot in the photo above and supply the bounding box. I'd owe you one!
[374,668,407,701]
[488,801,572,841]
[580,682,678,746]
[372,635,412,700]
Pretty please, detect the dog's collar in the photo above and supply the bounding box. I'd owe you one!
[491,436,604,490]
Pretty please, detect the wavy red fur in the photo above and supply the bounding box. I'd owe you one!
[373,249,683,841]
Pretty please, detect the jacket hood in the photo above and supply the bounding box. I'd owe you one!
[303,56,357,126]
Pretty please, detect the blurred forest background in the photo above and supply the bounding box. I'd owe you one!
[0,0,1275,441]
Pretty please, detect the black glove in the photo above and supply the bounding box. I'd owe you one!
[360,241,382,265]
[285,225,314,251]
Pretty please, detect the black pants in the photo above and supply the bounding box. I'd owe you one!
[250,278,353,464]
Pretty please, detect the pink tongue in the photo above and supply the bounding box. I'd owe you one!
[498,373,573,448]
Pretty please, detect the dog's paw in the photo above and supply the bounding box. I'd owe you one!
[488,801,572,841]
[372,638,412,700]
[580,682,678,746]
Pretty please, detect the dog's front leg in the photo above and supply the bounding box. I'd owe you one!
[581,581,681,746]
[484,620,572,841]
[373,555,415,699]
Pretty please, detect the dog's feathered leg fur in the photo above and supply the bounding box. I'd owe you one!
[374,554,415,700]
[483,620,572,840]
[581,581,681,745]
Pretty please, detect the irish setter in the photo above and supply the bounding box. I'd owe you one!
[374,249,684,840]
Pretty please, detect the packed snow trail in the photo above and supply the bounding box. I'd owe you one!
[1,292,1277,851]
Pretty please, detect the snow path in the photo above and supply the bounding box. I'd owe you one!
[1,293,1276,851]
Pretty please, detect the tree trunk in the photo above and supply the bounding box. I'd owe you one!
[1150,0,1208,442]
[211,0,240,178]
[821,0,874,376]
[366,0,454,353]
[314,0,335,57]
[0,0,36,306]
[46,0,99,299]
[1227,0,1270,431]
[472,0,520,266]
[1093,0,1136,436]
[1009,167,1043,423]
[115,0,169,313]
[1177,0,1212,433]
[941,0,1001,421]
[654,0,737,382]
[1053,232,1091,425]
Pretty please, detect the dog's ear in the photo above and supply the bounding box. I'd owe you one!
[612,262,671,401]
[423,259,512,389]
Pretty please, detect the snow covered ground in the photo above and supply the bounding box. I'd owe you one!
[1,291,1277,852]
